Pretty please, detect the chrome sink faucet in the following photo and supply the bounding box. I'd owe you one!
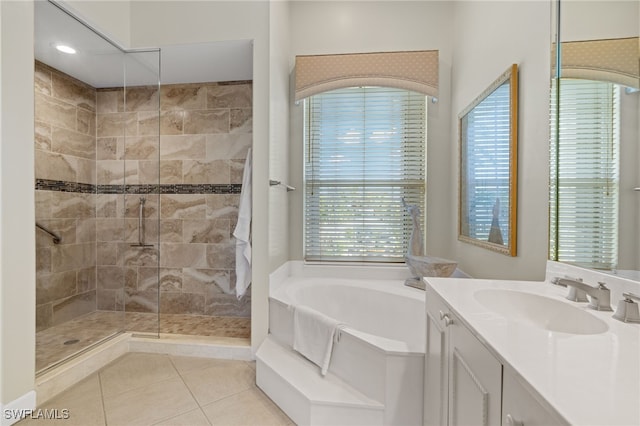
[551,276,587,302]
[554,278,613,311]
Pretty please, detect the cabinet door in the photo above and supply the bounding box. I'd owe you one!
[448,318,502,426]
[423,298,449,426]
[502,369,568,426]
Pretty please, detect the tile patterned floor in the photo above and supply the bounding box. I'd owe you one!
[21,353,293,426]
[37,312,251,372]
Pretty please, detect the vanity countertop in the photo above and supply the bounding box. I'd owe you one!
[425,277,640,426]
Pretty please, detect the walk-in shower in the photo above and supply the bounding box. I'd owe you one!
[35,0,253,373]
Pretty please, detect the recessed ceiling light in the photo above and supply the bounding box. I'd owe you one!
[55,44,76,54]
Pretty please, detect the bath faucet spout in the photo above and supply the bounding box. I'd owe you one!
[557,278,613,311]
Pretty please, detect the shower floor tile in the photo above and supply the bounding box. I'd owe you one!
[36,312,250,373]
[36,312,123,373]
[20,353,293,426]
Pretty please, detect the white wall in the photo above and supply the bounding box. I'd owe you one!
[451,1,551,280]
[561,0,638,41]
[269,1,292,271]
[0,0,36,409]
[56,0,131,48]
[287,1,456,261]
[129,1,271,353]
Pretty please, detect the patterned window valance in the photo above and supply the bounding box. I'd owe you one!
[294,50,439,101]
[552,37,639,88]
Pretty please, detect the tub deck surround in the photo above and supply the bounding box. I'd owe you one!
[257,261,429,425]
[425,263,640,426]
[257,337,385,425]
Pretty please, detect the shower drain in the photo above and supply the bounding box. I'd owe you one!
[63,339,79,346]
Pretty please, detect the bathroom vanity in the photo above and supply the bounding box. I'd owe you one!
[423,266,640,426]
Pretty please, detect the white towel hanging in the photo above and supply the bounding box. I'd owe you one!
[234,148,252,299]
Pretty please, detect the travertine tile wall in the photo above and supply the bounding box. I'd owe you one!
[95,81,252,320]
[94,85,160,318]
[35,60,252,334]
[34,61,98,332]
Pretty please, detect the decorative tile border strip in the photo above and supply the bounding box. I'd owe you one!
[35,179,94,193]
[35,179,242,195]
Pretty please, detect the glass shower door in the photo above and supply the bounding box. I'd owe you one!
[121,50,161,336]
[35,0,128,373]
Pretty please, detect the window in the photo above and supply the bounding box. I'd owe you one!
[304,86,426,262]
[549,78,620,269]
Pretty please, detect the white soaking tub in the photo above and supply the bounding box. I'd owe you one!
[257,262,437,426]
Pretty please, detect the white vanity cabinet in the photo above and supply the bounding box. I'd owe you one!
[424,285,567,426]
[424,289,449,426]
[424,285,502,426]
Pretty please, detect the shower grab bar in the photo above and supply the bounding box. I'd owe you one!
[36,223,61,244]
[130,197,154,248]
[269,179,295,192]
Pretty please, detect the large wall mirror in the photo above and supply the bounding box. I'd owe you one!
[459,64,518,256]
[550,0,640,278]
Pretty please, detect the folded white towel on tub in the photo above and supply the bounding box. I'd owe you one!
[292,305,345,376]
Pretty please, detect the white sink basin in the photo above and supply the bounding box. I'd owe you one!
[474,288,609,335]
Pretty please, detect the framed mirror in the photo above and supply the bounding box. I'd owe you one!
[459,64,518,256]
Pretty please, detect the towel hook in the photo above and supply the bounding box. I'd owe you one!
[269,179,295,192]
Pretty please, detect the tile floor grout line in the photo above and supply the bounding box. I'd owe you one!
[103,355,202,426]
[99,353,185,400]
[167,355,262,422]
[167,355,214,426]
[21,355,291,426]
[196,371,258,412]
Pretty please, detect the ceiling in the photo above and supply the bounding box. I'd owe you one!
[34,1,253,88]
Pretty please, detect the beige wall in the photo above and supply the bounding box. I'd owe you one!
[287,1,456,261]
[1,0,36,407]
[451,1,551,280]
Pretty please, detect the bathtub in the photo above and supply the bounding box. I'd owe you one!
[270,276,425,354]
[257,262,431,426]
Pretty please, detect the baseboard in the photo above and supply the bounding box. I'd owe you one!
[1,390,37,426]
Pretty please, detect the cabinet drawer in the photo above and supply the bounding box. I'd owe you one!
[502,369,568,426]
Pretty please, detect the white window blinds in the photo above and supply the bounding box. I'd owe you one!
[460,82,512,245]
[549,78,620,270]
[304,87,426,262]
